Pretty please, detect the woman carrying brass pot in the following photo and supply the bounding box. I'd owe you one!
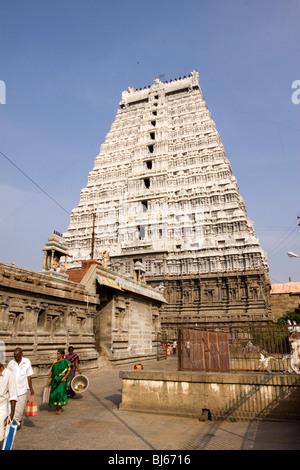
[66,346,82,398]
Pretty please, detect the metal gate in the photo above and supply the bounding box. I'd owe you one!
[178,327,230,371]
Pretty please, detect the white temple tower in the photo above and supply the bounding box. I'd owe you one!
[64,71,272,334]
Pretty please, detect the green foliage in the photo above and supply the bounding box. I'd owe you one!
[276,310,300,325]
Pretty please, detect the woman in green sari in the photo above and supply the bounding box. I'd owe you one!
[47,349,71,414]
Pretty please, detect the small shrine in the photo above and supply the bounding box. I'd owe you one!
[133,260,146,283]
[42,231,71,274]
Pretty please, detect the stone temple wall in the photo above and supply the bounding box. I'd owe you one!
[0,259,166,373]
[0,262,99,376]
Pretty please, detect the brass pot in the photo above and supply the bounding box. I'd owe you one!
[71,374,89,393]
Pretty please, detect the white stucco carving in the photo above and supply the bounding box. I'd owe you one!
[64,71,268,279]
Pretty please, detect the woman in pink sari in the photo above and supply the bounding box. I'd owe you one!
[66,347,82,398]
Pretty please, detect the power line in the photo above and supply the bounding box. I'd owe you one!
[266,223,299,257]
[256,226,300,230]
[0,150,70,215]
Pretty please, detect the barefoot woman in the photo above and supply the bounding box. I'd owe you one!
[47,349,71,414]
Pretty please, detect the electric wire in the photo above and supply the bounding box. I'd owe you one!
[267,229,299,259]
[265,220,299,257]
[1,98,299,275]
[0,150,70,215]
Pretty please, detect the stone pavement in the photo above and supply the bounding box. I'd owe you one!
[10,356,300,452]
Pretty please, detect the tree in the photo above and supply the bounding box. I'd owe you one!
[276,309,300,325]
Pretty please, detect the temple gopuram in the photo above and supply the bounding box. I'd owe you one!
[64,71,273,338]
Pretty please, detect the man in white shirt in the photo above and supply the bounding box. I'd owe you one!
[7,348,34,429]
[0,345,17,448]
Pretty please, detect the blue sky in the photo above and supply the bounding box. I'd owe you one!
[0,0,299,284]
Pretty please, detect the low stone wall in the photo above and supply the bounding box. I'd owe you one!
[119,370,300,421]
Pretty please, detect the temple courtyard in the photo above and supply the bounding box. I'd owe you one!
[11,356,300,452]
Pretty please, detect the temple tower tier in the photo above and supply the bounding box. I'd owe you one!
[64,71,272,332]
